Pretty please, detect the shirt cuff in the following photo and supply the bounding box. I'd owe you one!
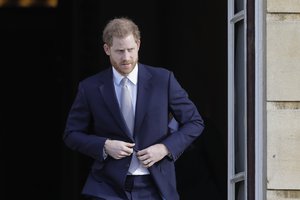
[103,147,108,159]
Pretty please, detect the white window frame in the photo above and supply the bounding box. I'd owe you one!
[228,0,248,199]
[228,0,267,199]
[255,0,266,199]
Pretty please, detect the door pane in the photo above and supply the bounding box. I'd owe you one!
[235,0,244,13]
[235,181,245,200]
[234,20,246,173]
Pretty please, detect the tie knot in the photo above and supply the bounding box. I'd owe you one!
[121,77,129,86]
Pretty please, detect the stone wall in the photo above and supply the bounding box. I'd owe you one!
[266,0,300,199]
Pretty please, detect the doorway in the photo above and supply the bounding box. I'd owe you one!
[59,1,228,200]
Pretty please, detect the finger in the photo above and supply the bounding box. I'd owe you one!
[125,142,135,148]
[137,154,149,161]
[115,154,124,159]
[120,150,131,157]
[143,160,153,168]
[144,158,154,165]
[120,147,134,157]
[142,159,151,165]
[136,149,147,156]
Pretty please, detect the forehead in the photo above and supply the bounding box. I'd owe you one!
[111,34,137,48]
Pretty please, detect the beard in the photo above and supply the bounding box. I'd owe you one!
[110,57,138,76]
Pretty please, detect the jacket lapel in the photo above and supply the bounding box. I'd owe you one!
[134,64,152,137]
[98,69,133,140]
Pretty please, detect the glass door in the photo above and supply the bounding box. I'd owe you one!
[228,0,248,199]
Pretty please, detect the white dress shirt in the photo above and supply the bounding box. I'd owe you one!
[112,64,150,175]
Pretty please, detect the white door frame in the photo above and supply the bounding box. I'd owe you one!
[255,0,266,199]
[228,0,266,199]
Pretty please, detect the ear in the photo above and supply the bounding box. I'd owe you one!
[103,44,110,55]
[136,39,141,50]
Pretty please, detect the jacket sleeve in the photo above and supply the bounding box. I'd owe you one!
[63,83,107,161]
[162,72,205,161]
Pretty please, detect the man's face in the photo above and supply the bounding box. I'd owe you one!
[104,34,140,76]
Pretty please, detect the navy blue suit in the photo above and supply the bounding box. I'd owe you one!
[63,63,205,200]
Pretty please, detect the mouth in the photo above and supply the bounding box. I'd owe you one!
[121,63,132,68]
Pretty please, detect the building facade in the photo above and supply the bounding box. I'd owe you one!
[228,0,300,199]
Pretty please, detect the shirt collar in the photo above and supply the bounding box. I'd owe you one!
[112,63,138,86]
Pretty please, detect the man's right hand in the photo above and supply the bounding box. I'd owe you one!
[104,139,135,159]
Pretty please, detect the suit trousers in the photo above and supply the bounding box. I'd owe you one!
[124,175,162,200]
[90,175,162,200]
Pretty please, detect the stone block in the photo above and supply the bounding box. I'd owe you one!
[267,14,300,101]
[267,102,300,189]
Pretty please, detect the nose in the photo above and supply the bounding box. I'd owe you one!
[122,50,131,60]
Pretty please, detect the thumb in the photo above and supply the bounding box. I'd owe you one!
[126,143,135,148]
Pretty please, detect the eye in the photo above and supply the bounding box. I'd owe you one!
[117,49,124,53]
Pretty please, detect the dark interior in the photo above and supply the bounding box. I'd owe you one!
[2,0,227,199]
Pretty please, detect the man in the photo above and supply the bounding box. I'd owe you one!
[63,17,205,200]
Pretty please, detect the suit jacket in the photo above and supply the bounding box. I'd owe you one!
[63,63,205,200]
